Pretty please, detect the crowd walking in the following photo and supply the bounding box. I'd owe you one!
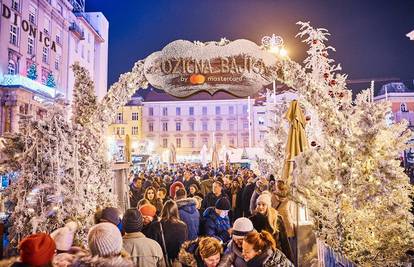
[1,163,295,267]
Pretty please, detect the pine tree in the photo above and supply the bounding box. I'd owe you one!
[46,73,56,88]
[289,22,414,266]
[26,64,38,80]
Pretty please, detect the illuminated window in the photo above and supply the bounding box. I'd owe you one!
[162,122,168,132]
[9,25,19,46]
[162,107,168,116]
[176,122,181,131]
[132,112,138,121]
[132,126,139,135]
[176,138,181,148]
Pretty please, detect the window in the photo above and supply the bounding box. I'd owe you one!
[258,116,265,125]
[56,29,62,45]
[7,61,16,75]
[176,107,181,116]
[189,121,195,131]
[120,127,125,135]
[229,121,235,131]
[215,106,221,115]
[176,122,181,131]
[11,0,19,11]
[176,138,181,148]
[132,112,138,121]
[216,121,221,131]
[57,3,63,15]
[44,17,50,35]
[9,25,19,46]
[29,5,37,24]
[162,122,168,132]
[28,36,35,55]
[229,137,235,146]
[243,137,249,147]
[189,107,194,116]
[401,103,408,112]
[132,126,139,135]
[116,112,123,123]
[243,105,248,114]
[202,106,207,116]
[42,47,49,64]
[163,138,168,148]
[243,121,249,129]
[54,55,60,70]
[162,107,168,116]
[202,122,208,131]
[149,122,154,132]
[229,106,234,115]
[149,107,154,116]
[202,137,208,145]
[190,138,195,148]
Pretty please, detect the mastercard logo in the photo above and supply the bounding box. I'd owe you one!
[189,74,205,85]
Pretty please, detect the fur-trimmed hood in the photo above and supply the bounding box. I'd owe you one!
[178,239,203,267]
[70,255,134,267]
[176,197,197,211]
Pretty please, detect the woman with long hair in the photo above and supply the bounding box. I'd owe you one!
[249,192,294,263]
[179,237,223,267]
[144,186,163,215]
[160,200,188,264]
[242,230,294,267]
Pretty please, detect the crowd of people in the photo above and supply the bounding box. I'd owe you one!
[2,163,296,267]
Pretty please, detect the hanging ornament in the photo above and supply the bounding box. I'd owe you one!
[312,40,318,44]
[330,80,337,86]
[311,141,317,147]
[323,73,329,79]
[328,90,334,97]
[305,115,311,121]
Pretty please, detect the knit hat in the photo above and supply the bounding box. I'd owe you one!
[169,181,185,198]
[50,221,78,251]
[215,197,231,210]
[232,217,254,238]
[122,208,143,233]
[19,233,56,266]
[256,192,272,207]
[100,207,121,226]
[88,222,123,257]
[139,204,157,217]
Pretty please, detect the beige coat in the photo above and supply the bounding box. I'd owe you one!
[272,195,295,237]
[123,232,166,267]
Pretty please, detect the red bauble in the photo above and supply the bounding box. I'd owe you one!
[312,40,318,44]
[328,90,334,97]
[329,80,337,86]
[339,92,344,98]
[323,73,329,79]
[311,141,317,147]
[305,115,311,121]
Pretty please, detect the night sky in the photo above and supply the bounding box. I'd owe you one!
[85,0,414,88]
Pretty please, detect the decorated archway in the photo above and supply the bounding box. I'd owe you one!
[2,22,413,266]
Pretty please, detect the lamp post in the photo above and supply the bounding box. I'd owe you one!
[261,34,288,104]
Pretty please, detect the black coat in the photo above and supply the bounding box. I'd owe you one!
[241,183,255,217]
[129,184,144,208]
[160,220,188,260]
[201,192,226,212]
[249,213,294,263]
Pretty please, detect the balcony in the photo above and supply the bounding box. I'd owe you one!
[69,21,85,40]
[0,74,64,98]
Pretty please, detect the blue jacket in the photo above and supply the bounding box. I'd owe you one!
[176,197,200,240]
[201,207,231,243]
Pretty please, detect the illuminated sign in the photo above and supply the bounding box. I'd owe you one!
[2,4,57,52]
[144,39,277,97]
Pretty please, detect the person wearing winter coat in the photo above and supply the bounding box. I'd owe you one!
[200,174,214,197]
[175,188,200,240]
[122,208,166,267]
[139,204,161,240]
[129,177,144,208]
[249,177,269,215]
[242,230,294,267]
[188,183,204,198]
[218,217,254,267]
[249,192,294,263]
[241,178,255,217]
[201,181,227,212]
[159,200,188,264]
[201,197,232,244]
[179,237,223,267]
[144,186,164,215]
[71,222,134,267]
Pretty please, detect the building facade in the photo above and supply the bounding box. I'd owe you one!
[0,0,108,135]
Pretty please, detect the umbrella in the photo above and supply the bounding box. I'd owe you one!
[169,143,177,164]
[124,134,131,163]
[200,144,208,167]
[211,143,219,169]
[281,99,308,183]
